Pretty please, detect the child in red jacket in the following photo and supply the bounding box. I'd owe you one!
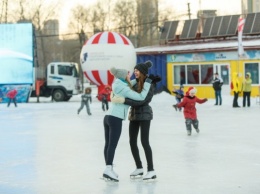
[173,87,207,136]
[6,89,18,107]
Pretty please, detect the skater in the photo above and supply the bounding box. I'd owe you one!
[212,72,223,105]
[172,85,184,111]
[0,88,3,103]
[231,72,241,108]
[173,87,207,136]
[98,85,111,111]
[102,66,153,182]
[111,61,160,181]
[6,89,18,107]
[77,87,92,115]
[242,72,252,107]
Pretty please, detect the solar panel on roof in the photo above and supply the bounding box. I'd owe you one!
[244,13,255,34]
[188,19,199,39]
[180,20,192,39]
[218,15,231,36]
[159,21,171,40]
[226,15,240,35]
[201,17,214,38]
[251,12,260,34]
[167,21,179,40]
[210,16,222,36]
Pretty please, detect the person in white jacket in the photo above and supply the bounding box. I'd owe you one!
[102,66,152,182]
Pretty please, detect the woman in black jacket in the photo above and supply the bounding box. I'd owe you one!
[111,61,161,181]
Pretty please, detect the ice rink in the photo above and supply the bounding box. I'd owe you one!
[0,88,260,194]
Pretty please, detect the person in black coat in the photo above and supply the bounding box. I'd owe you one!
[111,61,161,181]
[212,73,223,105]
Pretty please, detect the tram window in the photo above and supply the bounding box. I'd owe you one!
[245,63,259,84]
[187,65,199,84]
[174,65,186,85]
[201,64,213,84]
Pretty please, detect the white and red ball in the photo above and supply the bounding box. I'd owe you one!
[80,31,136,87]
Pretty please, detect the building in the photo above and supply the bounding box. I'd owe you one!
[135,12,260,98]
[242,0,260,14]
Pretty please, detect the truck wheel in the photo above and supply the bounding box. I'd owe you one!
[52,89,64,102]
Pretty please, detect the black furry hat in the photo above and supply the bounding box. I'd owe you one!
[134,60,153,75]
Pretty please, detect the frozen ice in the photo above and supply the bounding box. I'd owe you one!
[0,86,260,194]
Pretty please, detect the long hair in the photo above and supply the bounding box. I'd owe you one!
[136,73,146,93]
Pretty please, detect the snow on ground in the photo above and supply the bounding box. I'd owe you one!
[0,86,260,194]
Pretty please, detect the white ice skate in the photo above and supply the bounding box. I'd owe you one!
[102,165,119,182]
[195,128,200,133]
[143,171,157,182]
[130,168,144,179]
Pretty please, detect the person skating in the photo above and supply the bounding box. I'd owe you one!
[111,61,160,181]
[77,87,92,115]
[242,72,252,107]
[6,89,18,107]
[102,66,153,182]
[98,85,111,111]
[212,72,223,105]
[172,85,184,111]
[173,87,207,136]
[231,72,242,108]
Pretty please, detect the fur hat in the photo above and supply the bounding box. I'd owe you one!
[110,67,128,79]
[134,60,153,75]
[186,86,197,95]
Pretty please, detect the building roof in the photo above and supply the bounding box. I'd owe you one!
[135,38,260,55]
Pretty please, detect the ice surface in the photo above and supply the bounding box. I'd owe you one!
[0,86,260,194]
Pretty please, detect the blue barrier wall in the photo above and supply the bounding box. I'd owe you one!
[136,54,167,93]
[0,85,31,103]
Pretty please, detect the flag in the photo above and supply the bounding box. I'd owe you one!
[238,18,245,58]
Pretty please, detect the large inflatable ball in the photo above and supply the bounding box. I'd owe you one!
[80,31,136,97]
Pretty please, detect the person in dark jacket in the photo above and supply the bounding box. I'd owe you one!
[173,87,207,136]
[212,73,223,105]
[78,87,92,115]
[172,85,184,111]
[111,61,161,181]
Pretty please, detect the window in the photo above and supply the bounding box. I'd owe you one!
[174,65,186,85]
[187,65,199,84]
[58,65,73,76]
[50,66,54,74]
[245,63,259,84]
[201,64,213,84]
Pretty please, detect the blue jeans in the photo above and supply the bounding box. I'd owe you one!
[215,90,222,105]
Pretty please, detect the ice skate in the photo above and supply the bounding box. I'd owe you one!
[102,165,119,182]
[143,170,157,181]
[187,130,191,136]
[195,128,200,133]
[130,168,143,179]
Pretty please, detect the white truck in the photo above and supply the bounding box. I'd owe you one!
[30,62,81,102]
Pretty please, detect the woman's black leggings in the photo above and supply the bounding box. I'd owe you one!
[129,120,154,171]
[103,115,122,165]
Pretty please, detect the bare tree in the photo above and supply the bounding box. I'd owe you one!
[112,0,137,37]
[0,0,8,23]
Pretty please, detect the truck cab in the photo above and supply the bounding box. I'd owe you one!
[32,62,81,102]
[47,62,81,101]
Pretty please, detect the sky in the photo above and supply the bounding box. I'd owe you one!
[0,84,259,193]
[59,0,242,33]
